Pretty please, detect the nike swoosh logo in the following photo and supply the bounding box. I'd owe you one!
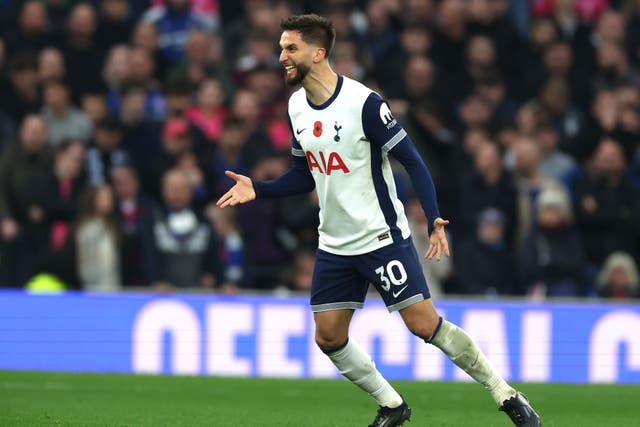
[296,128,306,135]
[392,286,408,298]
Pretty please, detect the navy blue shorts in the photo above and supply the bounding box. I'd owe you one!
[310,237,431,312]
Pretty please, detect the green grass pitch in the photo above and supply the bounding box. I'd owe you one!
[1,371,639,426]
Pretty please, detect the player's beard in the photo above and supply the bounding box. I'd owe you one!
[285,62,310,86]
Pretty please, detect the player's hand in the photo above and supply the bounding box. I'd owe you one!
[425,217,450,261]
[216,171,256,208]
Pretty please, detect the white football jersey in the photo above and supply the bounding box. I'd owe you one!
[288,75,411,255]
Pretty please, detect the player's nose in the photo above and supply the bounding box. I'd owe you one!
[279,50,288,63]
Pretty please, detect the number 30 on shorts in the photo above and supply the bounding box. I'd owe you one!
[374,260,408,292]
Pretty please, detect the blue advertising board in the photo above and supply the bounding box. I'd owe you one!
[0,291,639,383]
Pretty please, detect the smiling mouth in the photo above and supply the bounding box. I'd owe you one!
[284,65,296,76]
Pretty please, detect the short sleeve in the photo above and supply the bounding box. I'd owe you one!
[361,92,408,152]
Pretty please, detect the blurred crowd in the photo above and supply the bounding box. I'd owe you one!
[0,0,639,300]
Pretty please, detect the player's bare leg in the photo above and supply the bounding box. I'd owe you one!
[400,299,541,427]
[315,309,411,426]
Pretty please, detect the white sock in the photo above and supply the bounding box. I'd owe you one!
[325,339,403,408]
[429,319,517,406]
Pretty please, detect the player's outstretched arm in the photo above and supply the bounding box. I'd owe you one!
[216,171,256,208]
[425,217,451,261]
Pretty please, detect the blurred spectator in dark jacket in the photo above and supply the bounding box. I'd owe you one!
[229,89,280,166]
[206,203,245,291]
[388,55,438,114]
[35,140,86,288]
[581,87,640,164]
[111,164,156,287]
[458,34,500,101]
[107,47,165,121]
[40,140,86,251]
[168,30,232,96]
[144,117,213,204]
[475,74,519,128]
[519,17,560,100]
[38,47,66,85]
[285,249,316,292]
[520,187,587,297]
[235,28,280,74]
[222,0,281,66]
[596,251,640,299]
[163,79,192,119]
[456,207,516,296]
[42,80,93,147]
[102,44,130,93]
[143,0,217,65]
[149,169,220,289]
[96,0,135,52]
[61,3,106,98]
[593,38,640,91]
[130,20,171,82]
[119,83,163,172]
[331,38,367,83]
[278,189,320,257]
[537,77,585,152]
[432,0,467,80]
[81,91,109,127]
[233,150,290,290]
[0,114,52,287]
[1,54,41,124]
[4,1,52,56]
[75,184,121,291]
[572,138,640,267]
[211,117,258,197]
[459,141,518,246]
[86,117,131,185]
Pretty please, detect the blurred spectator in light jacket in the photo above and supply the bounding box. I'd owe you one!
[597,251,639,300]
[148,169,220,289]
[76,184,121,291]
[519,187,587,297]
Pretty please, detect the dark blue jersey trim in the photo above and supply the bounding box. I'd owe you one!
[306,74,344,110]
[370,144,403,243]
[389,137,441,234]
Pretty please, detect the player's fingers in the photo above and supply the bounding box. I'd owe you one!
[224,170,240,182]
[425,243,435,260]
[216,191,231,207]
[443,240,451,257]
[218,191,236,208]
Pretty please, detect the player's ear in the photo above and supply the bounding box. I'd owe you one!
[313,47,326,63]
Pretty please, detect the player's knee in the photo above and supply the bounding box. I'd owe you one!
[315,330,348,352]
[405,316,440,340]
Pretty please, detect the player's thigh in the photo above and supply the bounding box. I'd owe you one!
[355,237,431,312]
[310,249,369,313]
[313,309,354,350]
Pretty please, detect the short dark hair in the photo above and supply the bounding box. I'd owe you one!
[280,14,336,58]
[96,117,122,133]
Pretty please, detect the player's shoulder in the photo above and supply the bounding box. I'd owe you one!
[340,76,377,102]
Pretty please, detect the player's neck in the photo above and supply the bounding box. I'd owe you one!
[302,65,339,106]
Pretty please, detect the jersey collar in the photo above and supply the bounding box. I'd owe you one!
[306,74,344,110]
